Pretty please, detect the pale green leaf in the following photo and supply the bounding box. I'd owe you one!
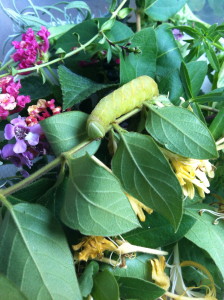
[60,154,140,236]
[145,0,187,21]
[185,204,224,279]
[146,106,218,159]
[0,203,82,300]
[112,132,183,230]
[41,111,100,156]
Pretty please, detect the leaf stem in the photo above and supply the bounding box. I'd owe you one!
[199,105,219,113]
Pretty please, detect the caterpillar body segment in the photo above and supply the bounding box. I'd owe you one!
[87,75,159,139]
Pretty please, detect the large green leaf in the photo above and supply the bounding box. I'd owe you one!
[185,204,224,278]
[192,87,224,103]
[116,277,165,300]
[112,132,183,230]
[60,154,140,236]
[146,106,218,159]
[58,66,112,109]
[120,28,157,84]
[0,274,27,300]
[0,203,81,300]
[41,111,100,156]
[156,24,184,104]
[144,0,187,21]
[92,270,119,300]
[124,213,196,248]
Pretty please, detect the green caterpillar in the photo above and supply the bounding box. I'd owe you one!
[87,75,159,139]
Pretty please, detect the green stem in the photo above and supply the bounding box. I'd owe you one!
[199,105,219,113]
[112,0,128,18]
[0,72,10,78]
[0,106,142,197]
[0,33,100,78]
[0,59,14,72]
[0,194,13,210]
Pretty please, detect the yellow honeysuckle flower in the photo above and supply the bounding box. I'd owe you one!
[150,256,170,290]
[125,193,153,222]
[73,236,168,263]
[72,236,117,261]
[162,150,214,199]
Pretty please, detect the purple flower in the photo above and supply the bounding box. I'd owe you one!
[172,29,184,41]
[1,144,33,168]
[4,116,43,153]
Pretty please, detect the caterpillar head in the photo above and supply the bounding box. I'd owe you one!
[87,121,106,139]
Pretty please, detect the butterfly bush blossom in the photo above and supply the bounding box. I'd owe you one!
[0,76,30,119]
[12,26,50,70]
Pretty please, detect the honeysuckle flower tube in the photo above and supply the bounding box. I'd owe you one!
[162,149,215,199]
[73,236,168,263]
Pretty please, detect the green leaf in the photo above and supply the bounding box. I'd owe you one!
[217,60,224,88]
[173,25,200,39]
[103,254,152,280]
[101,19,115,32]
[204,42,220,72]
[144,0,187,21]
[156,24,184,104]
[40,111,100,156]
[186,61,208,97]
[146,106,218,159]
[105,20,133,43]
[124,213,196,248]
[19,76,53,101]
[209,108,224,140]
[192,87,224,103]
[180,62,193,99]
[79,261,99,297]
[54,20,98,53]
[48,24,75,40]
[120,28,157,84]
[58,66,112,110]
[116,277,165,300]
[60,154,140,236]
[112,132,183,230]
[185,204,224,278]
[0,274,27,300]
[92,270,119,300]
[0,203,81,300]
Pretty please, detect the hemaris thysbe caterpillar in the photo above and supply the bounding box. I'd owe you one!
[87,75,159,139]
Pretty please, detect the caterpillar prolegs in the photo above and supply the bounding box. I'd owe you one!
[87,75,159,139]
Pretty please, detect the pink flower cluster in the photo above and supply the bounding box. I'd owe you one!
[0,76,31,119]
[12,26,50,70]
[26,99,61,126]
